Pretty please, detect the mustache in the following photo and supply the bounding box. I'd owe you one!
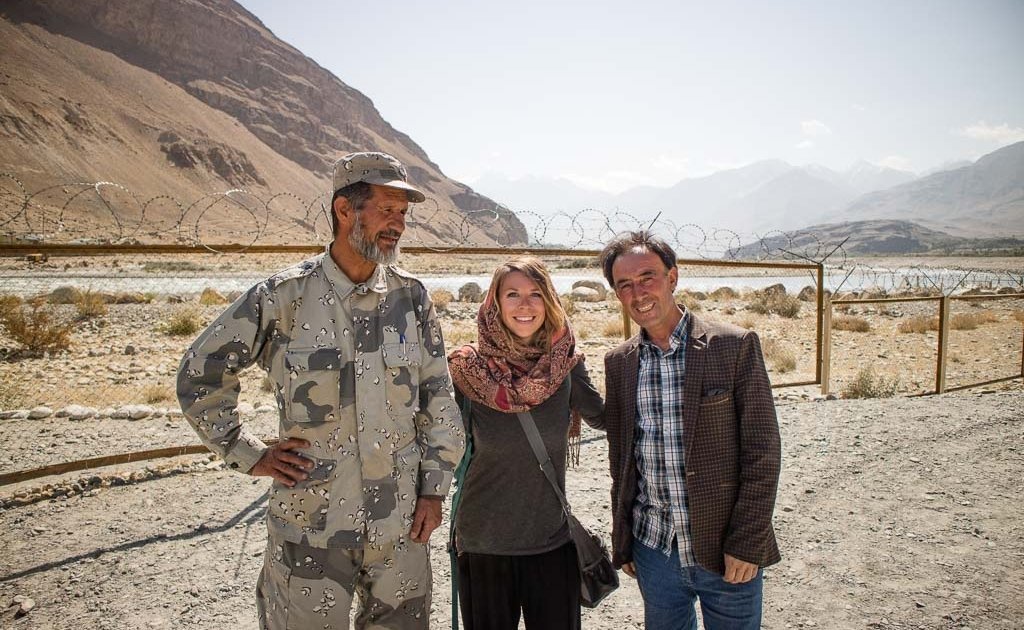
[379,230,402,240]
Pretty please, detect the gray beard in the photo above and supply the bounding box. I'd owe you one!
[348,220,399,265]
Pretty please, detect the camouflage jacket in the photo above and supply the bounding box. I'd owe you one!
[177,250,465,549]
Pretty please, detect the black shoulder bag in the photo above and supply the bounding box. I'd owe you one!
[516,410,619,608]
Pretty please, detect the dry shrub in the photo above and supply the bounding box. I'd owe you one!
[75,289,108,319]
[161,307,204,337]
[199,288,228,306]
[832,314,871,332]
[842,367,899,399]
[674,290,703,312]
[748,292,801,318]
[951,311,998,330]
[114,291,152,304]
[143,383,174,404]
[0,379,25,409]
[430,289,454,312]
[736,314,758,330]
[762,338,796,374]
[709,287,739,301]
[1013,310,1024,323]
[560,294,579,317]
[0,297,73,356]
[897,315,938,334]
[48,285,83,304]
[0,294,22,313]
[602,317,624,338]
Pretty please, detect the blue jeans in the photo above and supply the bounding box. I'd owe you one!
[632,537,763,630]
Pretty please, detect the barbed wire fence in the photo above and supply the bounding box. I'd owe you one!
[1,175,1021,498]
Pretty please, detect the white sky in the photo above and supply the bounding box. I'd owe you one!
[237,0,1024,193]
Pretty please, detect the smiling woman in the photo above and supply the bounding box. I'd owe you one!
[446,256,605,629]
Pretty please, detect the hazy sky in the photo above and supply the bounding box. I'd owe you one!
[237,0,1023,193]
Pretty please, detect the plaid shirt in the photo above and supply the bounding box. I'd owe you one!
[632,309,696,566]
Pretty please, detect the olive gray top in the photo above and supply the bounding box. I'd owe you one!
[454,362,604,556]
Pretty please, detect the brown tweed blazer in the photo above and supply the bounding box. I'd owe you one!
[603,310,782,575]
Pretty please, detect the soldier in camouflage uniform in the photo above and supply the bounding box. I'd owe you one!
[177,152,465,629]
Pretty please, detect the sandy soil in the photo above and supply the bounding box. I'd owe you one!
[1,391,1022,629]
[0,253,1022,628]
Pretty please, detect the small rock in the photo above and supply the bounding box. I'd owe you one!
[57,405,97,421]
[28,406,53,419]
[570,286,604,302]
[236,402,255,416]
[124,345,137,356]
[458,282,483,303]
[12,595,35,617]
[122,405,155,420]
[571,279,607,300]
[0,410,30,420]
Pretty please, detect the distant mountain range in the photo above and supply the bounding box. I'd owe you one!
[474,142,1024,241]
[731,219,1024,259]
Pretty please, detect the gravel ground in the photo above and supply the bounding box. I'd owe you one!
[1,390,1022,629]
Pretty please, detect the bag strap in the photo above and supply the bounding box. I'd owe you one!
[449,395,474,630]
[516,410,572,518]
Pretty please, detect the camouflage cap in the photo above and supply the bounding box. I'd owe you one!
[332,152,425,203]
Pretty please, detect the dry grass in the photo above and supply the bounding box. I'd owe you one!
[832,314,871,332]
[736,314,759,330]
[443,320,477,347]
[430,289,454,312]
[74,289,108,319]
[0,297,73,356]
[708,287,739,301]
[898,315,938,334]
[762,338,796,374]
[47,286,83,304]
[160,308,204,337]
[951,311,999,330]
[0,379,25,409]
[113,291,153,304]
[1013,310,1024,323]
[560,294,579,317]
[748,292,801,318]
[142,383,174,404]
[602,317,624,338]
[842,367,899,399]
[674,290,703,312]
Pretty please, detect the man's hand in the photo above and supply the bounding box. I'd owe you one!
[621,562,637,579]
[409,496,443,543]
[723,553,758,584]
[251,438,314,487]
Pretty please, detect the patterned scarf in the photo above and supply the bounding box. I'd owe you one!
[448,294,583,414]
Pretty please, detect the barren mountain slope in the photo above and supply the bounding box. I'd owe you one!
[0,0,524,244]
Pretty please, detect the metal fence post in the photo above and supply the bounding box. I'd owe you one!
[821,294,832,396]
[935,296,951,393]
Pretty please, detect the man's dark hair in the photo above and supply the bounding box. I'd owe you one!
[329,181,373,237]
[599,230,678,286]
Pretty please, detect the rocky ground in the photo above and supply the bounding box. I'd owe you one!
[0,391,1022,629]
[0,253,1022,628]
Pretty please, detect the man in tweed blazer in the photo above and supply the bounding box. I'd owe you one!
[599,231,781,630]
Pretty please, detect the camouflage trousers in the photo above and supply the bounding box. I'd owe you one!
[256,531,431,630]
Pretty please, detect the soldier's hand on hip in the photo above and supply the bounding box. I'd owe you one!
[251,438,314,487]
[409,496,443,543]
